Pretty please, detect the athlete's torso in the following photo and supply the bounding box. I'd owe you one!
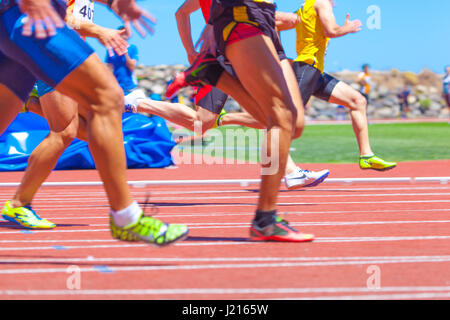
[295,0,329,74]
[443,74,450,94]
[358,72,372,95]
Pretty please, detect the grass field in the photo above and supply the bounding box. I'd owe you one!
[174,122,450,163]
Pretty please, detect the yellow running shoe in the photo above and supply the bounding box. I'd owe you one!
[359,155,397,171]
[110,212,189,246]
[2,201,56,229]
[212,108,227,129]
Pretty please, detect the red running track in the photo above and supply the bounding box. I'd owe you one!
[0,160,449,300]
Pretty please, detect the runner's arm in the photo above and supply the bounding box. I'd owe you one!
[315,0,362,38]
[275,11,301,31]
[175,0,202,64]
[65,6,128,57]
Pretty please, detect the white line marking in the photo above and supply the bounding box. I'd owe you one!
[0,255,450,274]
[1,286,450,296]
[1,192,449,203]
[0,235,450,251]
[1,255,449,264]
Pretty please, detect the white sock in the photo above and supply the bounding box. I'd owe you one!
[110,201,142,227]
[362,153,375,158]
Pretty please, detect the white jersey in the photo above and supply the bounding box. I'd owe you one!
[443,74,450,95]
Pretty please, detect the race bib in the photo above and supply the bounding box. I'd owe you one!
[73,0,95,22]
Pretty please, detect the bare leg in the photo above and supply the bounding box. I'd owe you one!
[0,85,24,135]
[137,99,197,131]
[11,92,78,207]
[54,54,132,211]
[328,81,373,156]
[225,35,299,211]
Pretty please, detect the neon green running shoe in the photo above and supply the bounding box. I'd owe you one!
[110,213,189,246]
[359,155,397,171]
[2,201,56,229]
[212,108,227,129]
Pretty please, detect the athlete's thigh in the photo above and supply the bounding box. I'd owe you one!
[39,90,78,133]
[327,79,363,109]
[0,6,93,93]
[55,53,123,115]
[0,83,23,135]
[281,59,304,117]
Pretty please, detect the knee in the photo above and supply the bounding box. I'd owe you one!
[92,81,124,115]
[195,113,217,134]
[292,113,304,139]
[353,94,367,111]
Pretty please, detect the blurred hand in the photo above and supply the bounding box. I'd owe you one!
[344,14,362,33]
[199,24,216,56]
[111,0,157,37]
[98,28,129,57]
[275,12,301,30]
[18,0,64,39]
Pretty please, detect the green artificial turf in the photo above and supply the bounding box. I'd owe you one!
[172,122,450,163]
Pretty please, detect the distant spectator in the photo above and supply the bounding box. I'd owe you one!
[444,65,450,110]
[105,26,139,95]
[358,64,372,103]
[336,105,346,121]
[397,85,411,118]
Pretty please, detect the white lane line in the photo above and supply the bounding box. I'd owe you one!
[1,256,450,274]
[292,292,450,300]
[1,255,450,264]
[1,192,449,203]
[0,199,449,210]
[1,235,450,251]
[26,208,450,218]
[2,220,450,235]
[1,286,450,296]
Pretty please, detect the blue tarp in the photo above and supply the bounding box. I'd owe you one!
[0,112,176,171]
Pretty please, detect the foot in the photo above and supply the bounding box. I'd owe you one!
[359,155,397,171]
[110,212,189,246]
[2,201,56,229]
[284,167,330,190]
[250,215,314,242]
[124,89,147,113]
[212,108,227,129]
[165,51,225,100]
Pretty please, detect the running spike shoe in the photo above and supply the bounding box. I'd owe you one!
[359,155,397,171]
[166,51,225,100]
[110,212,189,246]
[250,215,314,242]
[2,201,56,229]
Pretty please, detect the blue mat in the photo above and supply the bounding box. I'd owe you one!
[0,112,175,171]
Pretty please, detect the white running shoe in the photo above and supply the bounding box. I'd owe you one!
[284,167,330,190]
[124,88,147,113]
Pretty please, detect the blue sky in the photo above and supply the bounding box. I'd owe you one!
[87,0,450,73]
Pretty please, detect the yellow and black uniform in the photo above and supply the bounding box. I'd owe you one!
[292,0,339,105]
[209,0,286,61]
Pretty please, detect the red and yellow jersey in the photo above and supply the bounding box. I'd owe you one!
[67,0,95,23]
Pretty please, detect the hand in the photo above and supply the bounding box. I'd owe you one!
[344,14,362,34]
[199,24,217,56]
[110,0,157,37]
[18,0,64,39]
[98,28,129,57]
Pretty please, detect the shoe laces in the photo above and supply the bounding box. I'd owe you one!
[23,205,43,221]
